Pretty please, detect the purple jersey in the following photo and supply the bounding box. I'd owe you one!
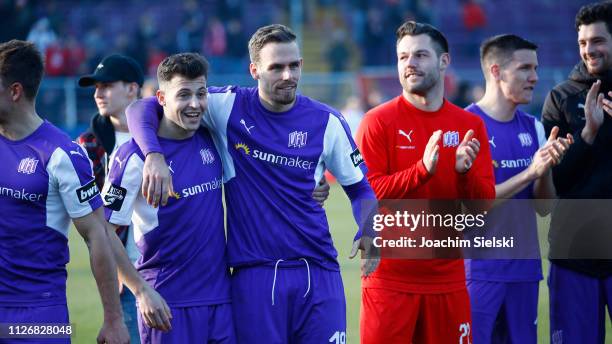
[103,128,230,306]
[464,104,545,282]
[0,121,102,306]
[131,87,368,271]
[205,87,366,270]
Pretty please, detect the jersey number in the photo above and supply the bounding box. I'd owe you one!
[329,331,346,344]
[459,322,471,344]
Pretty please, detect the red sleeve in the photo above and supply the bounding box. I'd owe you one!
[457,118,495,200]
[356,111,432,200]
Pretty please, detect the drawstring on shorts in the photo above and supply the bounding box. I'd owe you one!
[271,258,312,306]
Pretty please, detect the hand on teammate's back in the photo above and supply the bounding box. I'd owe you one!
[142,153,174,207]
[455,130,480,173]
[312,176,331,206]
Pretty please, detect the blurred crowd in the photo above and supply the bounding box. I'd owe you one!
[0,0,590,132]
[1,0,492,77]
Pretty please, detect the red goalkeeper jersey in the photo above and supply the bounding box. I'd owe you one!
[356,95,495,293]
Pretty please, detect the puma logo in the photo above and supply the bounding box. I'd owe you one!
[398,129,413,142]
[114,156,124,169]
[240,119,254,134]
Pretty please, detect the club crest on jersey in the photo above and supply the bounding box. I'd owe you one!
[200,148,215,165]
[518,132,533,147]
[350,148,364,167]
[17,157,39,174]
[443,131,460,147]
[76,180,99,203]
[288,131,308,148]
[103,184,127,211]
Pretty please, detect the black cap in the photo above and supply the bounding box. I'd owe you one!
[78,54,144,87]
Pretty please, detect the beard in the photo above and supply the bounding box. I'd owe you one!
[271,92,296,105]
[269,84,297,105]
[583,53,612,75]
[400,69,439,96]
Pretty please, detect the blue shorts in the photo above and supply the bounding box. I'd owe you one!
[138,303,235,344]
[467,280,538,344]
[548,263,612,344]
[0,304,70,344]
[231,260,346,344]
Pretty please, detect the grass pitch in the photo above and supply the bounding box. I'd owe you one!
[66,184,611,343]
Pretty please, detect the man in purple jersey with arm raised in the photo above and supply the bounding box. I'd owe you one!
[126,24,379,343]
[0,40,129,344]
[464,34,573,343]
[103,53,235,343]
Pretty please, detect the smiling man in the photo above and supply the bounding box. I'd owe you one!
[356,21,495,344]
[77,54,148,344]
[541,2,612,343]
[102,53,235,343]
[125,24,378,343]
[465,34,572,344]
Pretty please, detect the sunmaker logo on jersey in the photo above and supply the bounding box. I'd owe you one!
[180,178,222,198]
[234,142,316,170]
[0,185,44,202]
[493,157,533,169]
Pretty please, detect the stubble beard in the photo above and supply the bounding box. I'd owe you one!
[401,71,438,97]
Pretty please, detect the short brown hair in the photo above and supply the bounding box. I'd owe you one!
[157,53,209,84]
[248,24,297,65]
[396,21,449,56]
[480,34,538,68]
[0,40,44,100]
[575,1,612,35]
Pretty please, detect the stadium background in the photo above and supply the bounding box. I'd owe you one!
[2,0,611,342]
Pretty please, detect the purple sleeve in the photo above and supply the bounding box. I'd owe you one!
[342,177,378,241]
[126,96,164,155]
